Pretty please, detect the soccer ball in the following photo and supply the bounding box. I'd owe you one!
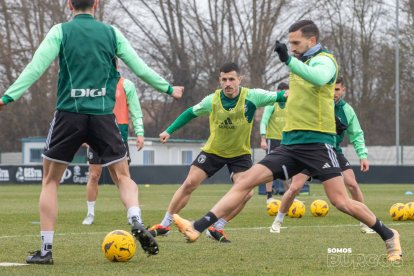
[288,200,305,218]
[389,203,408,221]
[310,199,329,217]
[102,230,136,262]
[404,202,414,220]
[267,199,281,216]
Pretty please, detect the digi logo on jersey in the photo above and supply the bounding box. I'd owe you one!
[71,88,106,98]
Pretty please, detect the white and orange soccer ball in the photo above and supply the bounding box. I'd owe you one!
[310,199,329,217]
[102,230,136,262]
[288,200,305,218]
[267,199,281,216]
[389,203,409,221]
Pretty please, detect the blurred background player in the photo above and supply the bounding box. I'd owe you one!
[148,62,287,242]
[260,82,290,202]
[270,76,375,234]
[82,75,144,225]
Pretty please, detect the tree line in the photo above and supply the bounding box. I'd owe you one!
[0,0,413,152]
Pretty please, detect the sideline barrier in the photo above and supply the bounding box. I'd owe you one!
[0,165,413,184]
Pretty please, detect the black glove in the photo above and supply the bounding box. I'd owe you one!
[274,40,289,63]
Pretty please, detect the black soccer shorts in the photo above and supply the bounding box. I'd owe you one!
[43,111,127,166]
[258,143,342,182]
[192,151,252,177]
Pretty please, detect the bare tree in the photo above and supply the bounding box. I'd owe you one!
[0,0,110,151]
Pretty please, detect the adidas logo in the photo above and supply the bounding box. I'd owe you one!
[204,216,211,222]
[219,117,235,129]
[322,163,331,169]
[345,162,350,166]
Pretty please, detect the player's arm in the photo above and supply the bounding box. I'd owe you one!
[113,27,183,99]
[247,88,287,108]
[260,106,274,150]
[344,104,368,171]
[160,94,213,143]
[0,24,62,107]
[124,79,144,150]
[287,55,336,87]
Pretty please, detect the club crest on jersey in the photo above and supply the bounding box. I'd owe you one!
[71,88,106,98]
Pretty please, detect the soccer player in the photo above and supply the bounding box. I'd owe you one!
[260,82,290,202]
[270,76,376,234]
[173,20,402,262]
[0,0,184,264]
[148,62,287,242]
[82,75,144,226]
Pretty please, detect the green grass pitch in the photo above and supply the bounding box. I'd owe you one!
[0,183,413,275]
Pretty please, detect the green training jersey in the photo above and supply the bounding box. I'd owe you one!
[335,99,368,159]
[2,14,172,115]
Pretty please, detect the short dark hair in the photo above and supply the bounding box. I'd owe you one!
[220,62,240,74]
[336,76,344,84]
[289,20,319,41]
[277,82,289,90]
[71,0,95,10]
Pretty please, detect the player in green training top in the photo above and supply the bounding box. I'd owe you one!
[270,76,375,234]
[0,0,184,264]
[173,20,402,262]
[148,62,287,242]
[260,82,290,202]
[82,75,145,226]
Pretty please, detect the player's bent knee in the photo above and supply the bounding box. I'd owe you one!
[181,179,199,193]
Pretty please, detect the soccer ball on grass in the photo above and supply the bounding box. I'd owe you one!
[288,200,305,218]
[267,199,281,216]
[102,230,136,262]
[310,199,329,217]
[389,203,409,221]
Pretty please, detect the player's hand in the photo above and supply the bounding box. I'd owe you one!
[136,136,144,151]
[260,137,267,150]
[274,40,289,63]
[0,99,5,112]
[81,143,89,148]
[283,89,289,98]
[171,86,184,100]
[360,158,369,172]
[159,131,170,144]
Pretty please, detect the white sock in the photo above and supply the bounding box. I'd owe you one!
[213,218,228,230]
[41,231,54,256]
[127,206,142,224]
[87,201,96,216]
[276,212,286,223]
[160,212,173,227]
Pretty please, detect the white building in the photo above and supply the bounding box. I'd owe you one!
[18,137,205,165]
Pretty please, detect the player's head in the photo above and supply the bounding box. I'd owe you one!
[277,82,289,92]
[219,62,242,98]
[334,76,346,102]
[288,20,319,58]
[68,0,98,12]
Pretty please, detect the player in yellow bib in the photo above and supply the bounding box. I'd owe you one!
[148,63,287,242]
[260,82,289,202]
[173,20,402,262]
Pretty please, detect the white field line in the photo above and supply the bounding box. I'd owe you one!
[0,222,410,239]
